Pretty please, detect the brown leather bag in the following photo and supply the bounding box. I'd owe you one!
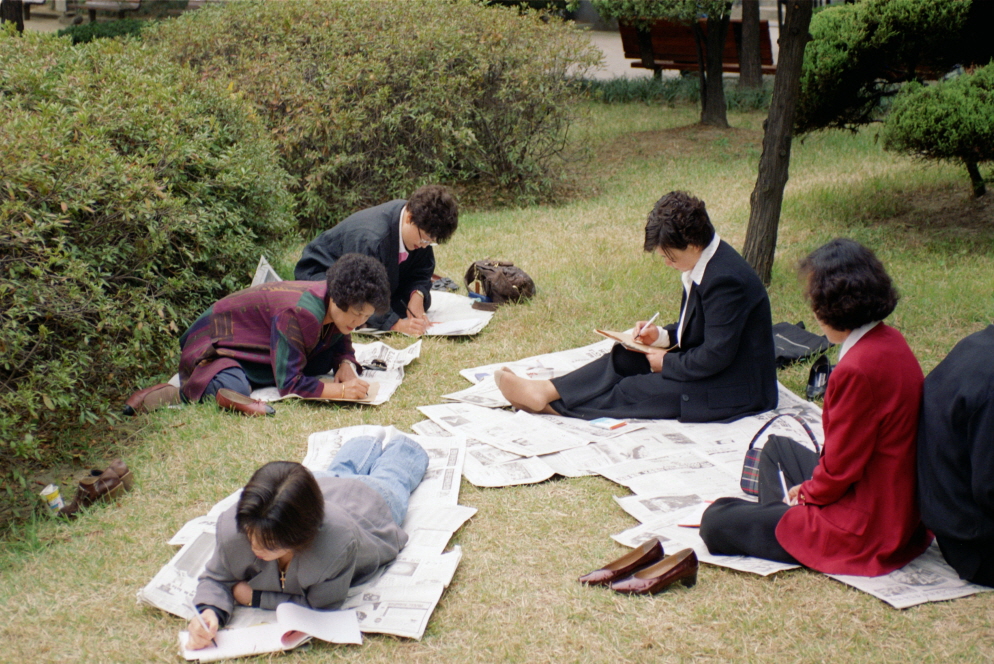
[464,259,535,306]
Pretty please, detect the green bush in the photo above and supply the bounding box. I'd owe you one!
[0,29,296,470]
[578,76,771,110]
[56,17,145,44]
[883,64,994,197]
[144,0,601,232]
[794,0,969,134]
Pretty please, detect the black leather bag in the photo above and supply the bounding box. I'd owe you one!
[773,321,831,368]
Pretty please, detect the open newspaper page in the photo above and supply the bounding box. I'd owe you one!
[357,291,493,337]
[249,340,421,406]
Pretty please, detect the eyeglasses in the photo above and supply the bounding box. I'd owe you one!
[417,227,438,247]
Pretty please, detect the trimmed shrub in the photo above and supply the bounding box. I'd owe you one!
[883,64,994,197]
[56,17,145,44]
[144,0,601,231]
[0,30,296,470]
[794,0,969,134]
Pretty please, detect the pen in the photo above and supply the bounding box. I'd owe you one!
[636,312,660,342]
[187,599,218,648]
[778,463,793,505]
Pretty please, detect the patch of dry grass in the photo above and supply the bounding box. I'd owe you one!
[2,102,993,663]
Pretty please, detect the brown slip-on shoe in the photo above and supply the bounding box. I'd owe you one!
[58,472,126,519]
[215,388,275,417]
[122,383,180,416]
[88,459,134,491]
[610,548,699,595]
[578,538,665,586]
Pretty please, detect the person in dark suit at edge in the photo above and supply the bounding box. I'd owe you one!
[917,324,994,587]
[295,185,458,336]
[495,190,778,423]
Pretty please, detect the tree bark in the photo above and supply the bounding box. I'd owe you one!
[742,0,813,285]
[739,0,763,89]
[0,0,25,32]
[700,13,731,127]
[965,159,986,197]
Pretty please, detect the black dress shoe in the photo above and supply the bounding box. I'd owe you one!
[578,538,665,586]
[610,548,699,595]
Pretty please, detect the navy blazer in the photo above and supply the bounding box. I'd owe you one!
[294,200,434,330]
[659,240,778,422]
[918,325,994,579]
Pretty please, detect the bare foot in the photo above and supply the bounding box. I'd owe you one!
[495,368,558,413]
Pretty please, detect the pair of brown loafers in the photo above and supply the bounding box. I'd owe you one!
[578,539,699,595]
[59,459,134,519]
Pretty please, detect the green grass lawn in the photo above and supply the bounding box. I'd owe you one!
[2,101,993,663]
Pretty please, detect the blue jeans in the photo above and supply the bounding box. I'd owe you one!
[312,435,428,526]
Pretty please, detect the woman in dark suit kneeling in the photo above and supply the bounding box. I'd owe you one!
[700,239,932,575]
[496,191,778,423]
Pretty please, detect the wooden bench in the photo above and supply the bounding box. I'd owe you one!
[619,18,776,76]
[85,0,140,22]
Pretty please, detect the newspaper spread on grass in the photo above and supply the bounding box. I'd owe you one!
[446,345,986,607]
[138,425,474,640]
[249,340,421,406]
[357,291,494,337]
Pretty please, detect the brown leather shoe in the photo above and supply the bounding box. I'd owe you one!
[88,459,134,491]
[123,383,180,416]
[58,471,126,519]
[215,388,275,416]
[610,548,699,595]
[578,538,665,586]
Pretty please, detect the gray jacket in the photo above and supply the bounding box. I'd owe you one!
[193,477,407,623]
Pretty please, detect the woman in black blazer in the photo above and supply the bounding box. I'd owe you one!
[496,191,777,423]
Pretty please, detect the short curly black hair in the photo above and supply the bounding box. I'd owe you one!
[407,184,458,244]
[799,238,898,331]
[325,253,390,314]
[643,191,715,253]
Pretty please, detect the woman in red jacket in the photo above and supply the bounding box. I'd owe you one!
[700,239,932,575]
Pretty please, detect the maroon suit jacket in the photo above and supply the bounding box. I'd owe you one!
[776,323,932,575]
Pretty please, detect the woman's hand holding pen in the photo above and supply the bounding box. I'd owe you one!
[634,321,660,345]
[186,608,219,651]
[633,312,660,345]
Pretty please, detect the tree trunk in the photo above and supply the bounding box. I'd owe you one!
[700,13,731,127]
[0,0,25,32]
[692,21,708,119]
[965,159,986,197]
[739,0,763,89]
[742,0,813,285]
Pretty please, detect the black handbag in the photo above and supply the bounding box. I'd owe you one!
[740,414,820,497]
[773,321,831,368]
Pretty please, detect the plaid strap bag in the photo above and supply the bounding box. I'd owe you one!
[740,414,820,496]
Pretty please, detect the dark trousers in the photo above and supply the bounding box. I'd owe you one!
[549,345,681,420]
[935,536,994,588]
[699,435,820,564]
